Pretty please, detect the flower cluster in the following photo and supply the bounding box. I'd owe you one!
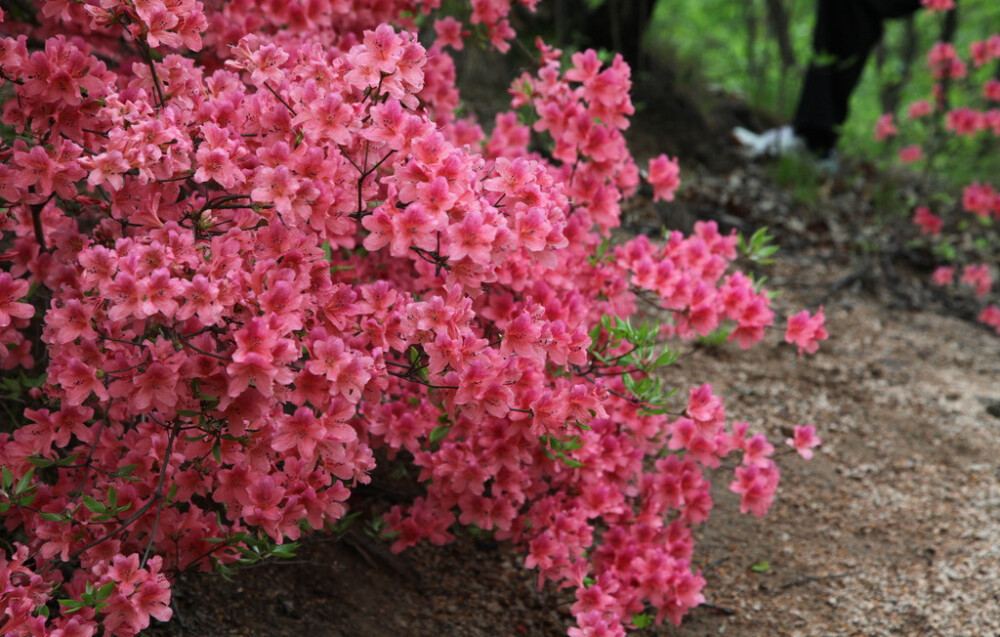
[876,18,1000,336]
[0,2,825,636]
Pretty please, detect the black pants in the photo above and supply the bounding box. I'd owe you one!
[793,0,923,154]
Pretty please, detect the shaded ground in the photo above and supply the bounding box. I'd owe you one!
[148,54,1000,637]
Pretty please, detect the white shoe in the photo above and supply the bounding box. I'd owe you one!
[732,125,806,158]
[733,126,839,175]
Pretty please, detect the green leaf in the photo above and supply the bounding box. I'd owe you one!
[428,425,451,444]
[750,560,771,572]
[82,495,106,514]
[632,612,654,628]
[39,511,65,522]
[561,458,585,468]
[622,374,636,393]
[95,581,116,601]
[56,453,80,467]
[655,349,678,367]
[635,377,653,396]
[14,467,35,495]
[113,464,138,478]
[1,466,13,490]
[588,323,602,340]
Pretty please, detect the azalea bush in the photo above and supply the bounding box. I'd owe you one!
[0,1,826,635]
[881,3,1000,333]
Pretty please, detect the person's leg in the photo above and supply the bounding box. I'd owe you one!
[793,0,882,155]
[792,0,921,155]
[869,0,923,20]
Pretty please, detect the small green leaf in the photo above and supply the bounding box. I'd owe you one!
[82,495,106,514]
[113,464,138,478]
[428,425,451,444]
[39,511,65,522]
[14,467,35,495]
[750,560,771,572]
[632,612,654,628]
[655,349,678,367]
[95,581,116,601]
[1,466,13,490]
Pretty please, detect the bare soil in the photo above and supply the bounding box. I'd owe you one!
[147,55,1000,637]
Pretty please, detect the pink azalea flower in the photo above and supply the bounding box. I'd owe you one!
[0,272,33,327]
[786,425,822,460]
[908,99,933,119]
[960,263,993,298]
[647,154,681,202]
[931,266,955,286]
[898,145,924,163]
[874,113,898,141]
[785,306,828,356]
[434,17,468,50]
[729,462,779,517]
[979,305,1000,334]
[912,206,942,236]
[922,0,955,11]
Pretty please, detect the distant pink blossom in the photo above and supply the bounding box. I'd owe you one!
[898,145,923,163]
[874,114,898,141]
[931,266,955,286]
[980,305,1000,334]
[786,425,821,460]
[434,17,468,50]
[908,100,933,119]
[962,182,997,218]
[960,263,993,298]
[647,154,681,202]
[922,0,955,11]
[913,206,942,236]
[946,107,983,136]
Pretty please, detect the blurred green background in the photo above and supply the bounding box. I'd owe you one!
[639,0,1000,179]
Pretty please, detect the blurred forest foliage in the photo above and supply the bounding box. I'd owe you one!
[538,0,1000,182]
